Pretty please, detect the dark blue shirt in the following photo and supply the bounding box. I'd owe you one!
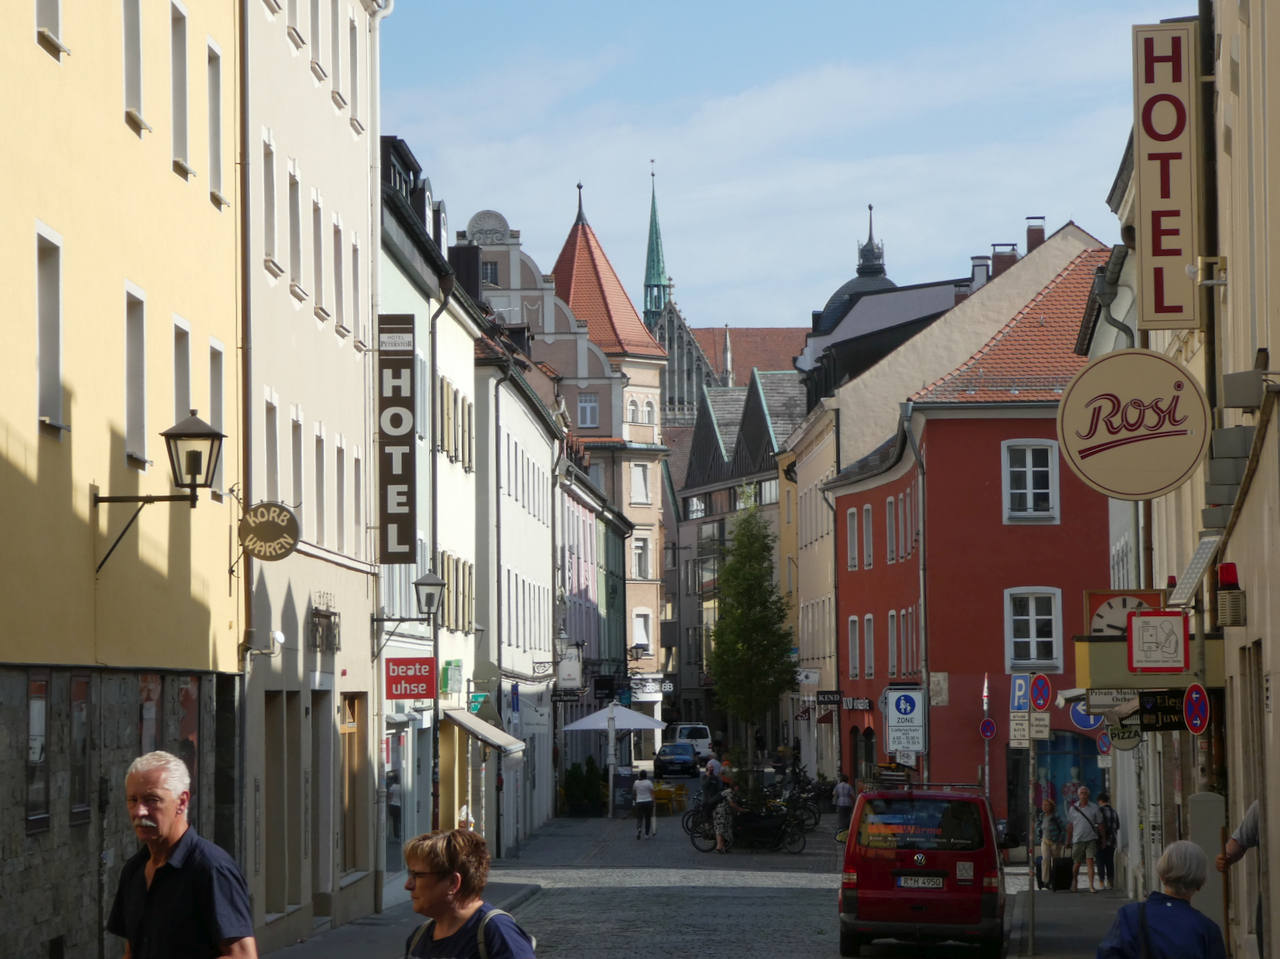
[1097,892,1227,959]
[405,903,536,959]
[107,827,255,959]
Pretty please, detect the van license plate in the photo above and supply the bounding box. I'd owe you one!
[897,876,944,889]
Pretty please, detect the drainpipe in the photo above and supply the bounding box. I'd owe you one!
[899,402,928,783]
[237,0,254,879]
[429,273,455,833]
[491,357,514,856]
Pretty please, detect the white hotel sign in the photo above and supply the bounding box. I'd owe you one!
[1132,21,1202,331]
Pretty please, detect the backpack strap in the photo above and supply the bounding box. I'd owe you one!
[1138,902,1152,959]
[409,919,435,955]
[477,908,536,959]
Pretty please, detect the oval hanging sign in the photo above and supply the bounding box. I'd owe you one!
[238,502,300,561]
[1057,349,1210,501]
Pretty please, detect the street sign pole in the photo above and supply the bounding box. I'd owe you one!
[1029,736,1036,954]
[982,673,990,800]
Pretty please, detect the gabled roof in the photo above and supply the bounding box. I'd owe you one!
[691,327,809,386]
[663,426,695,490]
[913,248,1110,404]
[706,387,749,462]
[552,199,666,359]
[754,370,807,447]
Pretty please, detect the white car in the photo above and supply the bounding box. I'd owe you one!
[671,724,713,760]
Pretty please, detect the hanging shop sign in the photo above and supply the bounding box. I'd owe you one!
[1132,21,1203,331]
[237,502,300,561]
[1057,349,1209,500]
[385,657,436,700]
[378,314,417,564]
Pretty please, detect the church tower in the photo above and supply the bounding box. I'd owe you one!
[643,169,669,330]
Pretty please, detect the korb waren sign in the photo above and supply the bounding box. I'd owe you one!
[378,314,417,565]
[1057,349,1209,500]
[238,502,300,561]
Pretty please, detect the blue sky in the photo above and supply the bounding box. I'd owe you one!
[381,1,1174,329]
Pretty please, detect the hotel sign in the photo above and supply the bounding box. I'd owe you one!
[1058,349,1209,500]
[1132,21,1202,331]
[378,314,417,564]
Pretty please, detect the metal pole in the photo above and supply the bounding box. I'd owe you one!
[1028,739,1036,954]
[983,673,990,801]
[607,700,617,819]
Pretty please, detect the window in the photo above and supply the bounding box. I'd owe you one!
[292,416,304,535]
[627,398,639,422]
[786,489,792,524]
[862,505,873,568]
[26,669,50,833]
[576,393,598,428]
[631,463,650,504]
[633,537,649,580]
[329,0,342,101]
[1005,587,1063,671]
[207,44,223,200]
[353,451,362,558]
[314,432,326,545]
[70,674,90,825]
[644,401,656,425]
[1002,440,1060,522]
[480,261,499,286]
[263,139,278,268]
[760,479,778,505]
[846,508,858,569]
[170,3,189,171]
[287,0,304,46]
[37,227,63,428]
[209,342,224,489]
[333,221,345,331]
[173,319,190,423]
[897,494,905,559]
[340,695,363,873]
[265,399,279,501]
[348,20,361,131]
[312,197,326,317]
[351,239,362,341]
[309,0,323,75]
[124,0,145,125]
[36,0,67,57]
[847,617,859,678]
[288,168,304,296]
[885,498,896,564]
[863,615,874,679]
[633,612,651,649]
[887,610,897,677]
[125,287,146,461]
[901,609,909,675]
[588,462,605,492]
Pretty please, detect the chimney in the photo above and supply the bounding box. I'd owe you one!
[1026,216,1046,253]
[954,286,969,307]
[812,310,823,331]
[991,243,1018,279]
[410,184,429,228]
[970,255,991,292]
[447,244,482,301]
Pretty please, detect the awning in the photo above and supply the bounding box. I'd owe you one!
[442,709,526,755]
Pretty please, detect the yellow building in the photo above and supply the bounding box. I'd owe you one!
[1,2,242,958]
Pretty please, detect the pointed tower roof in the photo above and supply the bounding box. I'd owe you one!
[553,186,666,358]
[643,166,669,329]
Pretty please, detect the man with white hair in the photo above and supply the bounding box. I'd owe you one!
[107,751,257,958]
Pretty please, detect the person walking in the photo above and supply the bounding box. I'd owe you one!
[704,753,723,798]
[107,751,257,959]
[714,780,746,854]
[1067,785,1107,893]
[834,774,855,839]
[1216,799,1264,958]
[755,730,767,766]
[403,829,536,958]
[633,770,655,840]
[1097,792,1120,890]
[1037,799,1066,889]
[388,772,403,842]
[1096,840,1226,959]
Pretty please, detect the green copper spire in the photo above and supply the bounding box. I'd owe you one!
[643,163,668,330]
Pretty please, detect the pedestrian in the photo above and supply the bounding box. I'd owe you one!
[403,829,536,958]
[1037,799,1066,889]
[388,771,403,841]
[633,770,655,840]
[107,751,257,959]
[771,748,786,783]
[714,779,746,854]
[834,773,855,838]
[705,753,723,797]
[1096,840,1226,959]
[1067,785,1107,893]
[755,729,767,766]
[1097,791,1120,890]
[1216,799,1264,958]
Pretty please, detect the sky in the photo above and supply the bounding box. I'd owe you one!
[381,1,1174,330]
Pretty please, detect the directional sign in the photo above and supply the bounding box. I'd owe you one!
[1107,724,1143,751]
[886,689,925,753]
[1097,731,1113,755]
[1183,683,1210,735]
[1010,674,1031,712]
[979,718,997,740]
[1030,674,1053,711]
[1070,701,1105,731]
[1086,688,1140,715]
[1030,711,1050,740]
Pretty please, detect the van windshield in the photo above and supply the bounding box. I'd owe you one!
[856,798,985,852]
[679,726,709,739]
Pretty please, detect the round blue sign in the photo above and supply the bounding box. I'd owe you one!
[1069,701,1104,731]
[895,694,916,715]
[979,718,997,740]
[1184,683,1209,735]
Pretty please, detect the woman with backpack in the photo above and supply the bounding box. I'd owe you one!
[403,829,536,958]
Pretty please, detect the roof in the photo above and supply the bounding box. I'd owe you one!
[706,387,749,461]
[663,426,695,490]
[754,371,807,447]
[913,248,1110,404]
[690,327,809,386]
[828,433,905,488]
[552,201,666,359]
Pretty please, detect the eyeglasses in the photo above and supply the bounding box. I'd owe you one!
[407,869,451,883]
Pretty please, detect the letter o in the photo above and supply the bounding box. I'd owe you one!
[1141,93,1186,142]
[380,407,413,436]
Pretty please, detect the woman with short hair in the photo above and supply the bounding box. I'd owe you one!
[1037,799,1065,889]
[1096,840,1226,959]
[402,829,536,958]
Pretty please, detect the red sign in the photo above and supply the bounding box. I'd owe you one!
[385,657,436,699]
[1030,674,1053,711]
[1184,683,1209,735]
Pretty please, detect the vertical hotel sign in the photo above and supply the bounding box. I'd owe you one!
[1133,21,1202,331]
[378,314,416,564]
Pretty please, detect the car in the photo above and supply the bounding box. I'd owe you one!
[653,743,698,778]
[670,723,713,760]
[838,786,1005,958]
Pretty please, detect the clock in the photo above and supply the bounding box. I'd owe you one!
[1084,590,1166,638]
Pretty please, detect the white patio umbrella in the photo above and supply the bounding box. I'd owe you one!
[563,700,666,818]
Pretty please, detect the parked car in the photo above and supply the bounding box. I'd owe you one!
[670,723,713,760]
[838,786,1005,957]
[654,742,698,778]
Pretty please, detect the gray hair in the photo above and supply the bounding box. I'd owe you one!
[126,751,191,802]
[1157,840,1208,896]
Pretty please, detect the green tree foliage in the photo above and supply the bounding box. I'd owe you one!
[707,497,795,731]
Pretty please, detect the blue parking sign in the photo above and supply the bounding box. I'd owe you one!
[1010,674,1030,712]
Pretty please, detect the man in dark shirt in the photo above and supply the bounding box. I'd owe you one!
[108,751,257,959]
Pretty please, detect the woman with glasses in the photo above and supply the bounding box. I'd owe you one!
[403,829,536,958]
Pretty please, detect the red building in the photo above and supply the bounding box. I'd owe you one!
[828,247,1112,840]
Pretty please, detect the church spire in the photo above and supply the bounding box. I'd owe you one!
[643,161,669,330]
[856,203,886,279]
[575,182,588,225]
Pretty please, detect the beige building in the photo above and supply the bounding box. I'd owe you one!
[1,3,242,957]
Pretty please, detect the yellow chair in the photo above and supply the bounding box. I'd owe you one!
[672,784,688,812]
[653,784,674,816]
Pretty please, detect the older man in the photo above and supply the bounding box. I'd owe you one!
[108,751,257,959]
[1066,785,1107,893]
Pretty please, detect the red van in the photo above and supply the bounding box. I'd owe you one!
[838,786,1005,957]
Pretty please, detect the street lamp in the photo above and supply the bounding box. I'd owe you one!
[413,572,446,619]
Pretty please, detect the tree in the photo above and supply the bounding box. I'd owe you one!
[706,496,795,741]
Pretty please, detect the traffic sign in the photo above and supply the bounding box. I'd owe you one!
[886,688,925,753]
[979,717,997,740]
[1107,724,1143,750]
[1030,674,1053,711]
[1097,731,1113,755]
[1184,683,1209,735]
[1030,711,1050,740]
[1009,715,1030,748]
[1010,674,1031,712]
[1069,701,1104,731]
[896,750,918,766]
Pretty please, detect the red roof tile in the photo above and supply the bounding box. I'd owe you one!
[552,218,666,359]
[690,327,808,386]
[913,248,1110,404]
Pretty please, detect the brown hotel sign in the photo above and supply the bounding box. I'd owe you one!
[378,314,417,564]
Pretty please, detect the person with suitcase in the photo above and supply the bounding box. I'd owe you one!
[1036,799,1066,889]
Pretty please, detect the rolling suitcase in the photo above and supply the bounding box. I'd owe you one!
[1049,856,1073,892]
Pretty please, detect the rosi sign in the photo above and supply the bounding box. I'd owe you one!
[385,657,435,700]
[378,315,417,564]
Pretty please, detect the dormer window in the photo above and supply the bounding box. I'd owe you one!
[481,261,499,287]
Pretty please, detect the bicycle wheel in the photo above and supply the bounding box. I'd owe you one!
[690,821,718,852]
[681,808,701,836]
[783,822,806,854]
[801,803,821,832]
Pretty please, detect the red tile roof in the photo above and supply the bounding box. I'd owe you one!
[690,327,808,386]
[914,248,1110,404]
[552,217,666,359]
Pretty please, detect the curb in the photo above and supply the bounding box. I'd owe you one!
[492,883,542,914]
[1007,890,1026,957]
